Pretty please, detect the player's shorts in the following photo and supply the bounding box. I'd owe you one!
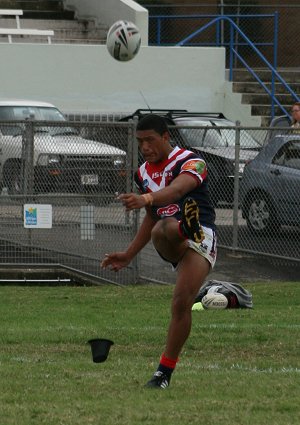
[157,225,217,270]
[186,225,217,269]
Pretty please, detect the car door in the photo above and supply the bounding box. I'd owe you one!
[271,140,300,224]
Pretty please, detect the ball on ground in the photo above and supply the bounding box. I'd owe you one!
[201,293,228,310]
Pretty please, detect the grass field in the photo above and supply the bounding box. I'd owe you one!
[0,281,299,425]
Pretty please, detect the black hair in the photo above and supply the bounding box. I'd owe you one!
[136,114,169,136]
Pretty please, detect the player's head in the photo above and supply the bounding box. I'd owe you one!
[291,102,300,124]
[136,114,169,136]
[136,114,172,163]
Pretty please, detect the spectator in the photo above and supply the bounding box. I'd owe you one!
[291,102,300,130]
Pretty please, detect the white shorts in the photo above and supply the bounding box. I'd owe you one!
[157,225,217,270]
[187,225,217,269]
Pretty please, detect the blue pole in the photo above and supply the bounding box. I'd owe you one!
[229,23,234,81]
[271,12,279,119]
[157,18,161,45]
[216,19,220,46]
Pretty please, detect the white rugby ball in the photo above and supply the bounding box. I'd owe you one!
[201,293,228,310]
[106,20,141,62]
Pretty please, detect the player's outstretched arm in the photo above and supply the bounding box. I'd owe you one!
[101,251,131,272]
[100,211,156,272]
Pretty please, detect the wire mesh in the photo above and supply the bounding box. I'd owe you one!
[0,119,299,284]
[145,3,300,68]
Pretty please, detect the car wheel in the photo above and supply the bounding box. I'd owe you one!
[245,193,279,234]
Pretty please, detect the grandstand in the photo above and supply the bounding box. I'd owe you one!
[0,0,262,126]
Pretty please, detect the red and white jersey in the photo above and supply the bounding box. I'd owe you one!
[134,146,216,229]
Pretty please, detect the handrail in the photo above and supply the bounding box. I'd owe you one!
[149,14,275,48]
[175,15,300,120]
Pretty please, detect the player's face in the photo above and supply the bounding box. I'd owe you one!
[136,129,171,163]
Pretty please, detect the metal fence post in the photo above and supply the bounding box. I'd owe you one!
[232,120,241,251]
[23,119,35,197]
[23,119,35,250]
[130,117,141,283]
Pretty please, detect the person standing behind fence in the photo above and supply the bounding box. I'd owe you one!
[291,102,300,132]
[101,113,217,389]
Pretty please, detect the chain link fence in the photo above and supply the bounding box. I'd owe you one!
[144,3,300,69]
[0,119,299,284]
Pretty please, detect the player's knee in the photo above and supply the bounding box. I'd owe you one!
[151,218,174,244]
[172,292,192,318]
[151,219,167,244]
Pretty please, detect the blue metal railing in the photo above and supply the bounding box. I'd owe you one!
[149,14,300,120]
[150,14,276,49]
[175,15,300,120]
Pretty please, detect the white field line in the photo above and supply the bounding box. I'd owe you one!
[183,362,300,374]
[195,323,300,329]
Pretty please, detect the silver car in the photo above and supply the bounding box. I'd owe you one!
[240,134,300,233]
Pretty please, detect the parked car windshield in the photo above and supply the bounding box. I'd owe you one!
[0,106,78,136]
[0,106,66,121]
[214,121,261,148]
[178,120,261,149]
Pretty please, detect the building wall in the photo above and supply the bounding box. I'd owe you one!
[0,43,260,125]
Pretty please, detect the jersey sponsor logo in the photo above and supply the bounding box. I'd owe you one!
[151,170,173,179]
[157,204,180,217]
[182,159,206,175]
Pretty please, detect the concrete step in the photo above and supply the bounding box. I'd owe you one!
[0,35,105,44]
[22,10,75,20]
[0,18,108,43]
[0,33,54,43]
[231,67,300,126]
[242,93,296,105]
[52,29,106,43]
[251,104,291,117]
[0,17,97,29]
[233,81,300,95]
[0,1,74,19]
[0,0,62,10]
[233,68,300,84]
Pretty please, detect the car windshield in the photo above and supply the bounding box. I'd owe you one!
[0,106,78,136]
[178,120,261,149]
[0,106,66,121]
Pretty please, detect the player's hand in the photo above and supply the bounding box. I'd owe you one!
[100,252,131,272]
[118,193,147,210]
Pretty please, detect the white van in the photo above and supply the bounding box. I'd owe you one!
[0,99,126,197]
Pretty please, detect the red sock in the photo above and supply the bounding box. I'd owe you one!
[157,353,179,375]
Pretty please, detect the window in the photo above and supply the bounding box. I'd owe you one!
[273,141,300,170]
[0,106,65,122]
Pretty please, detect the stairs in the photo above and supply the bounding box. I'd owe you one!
[232,69,300,126]
[0,0,108,44]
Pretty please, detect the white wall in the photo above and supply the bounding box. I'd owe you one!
[63,0,148,45]
[0,43,257,126]
[223,82,261,126]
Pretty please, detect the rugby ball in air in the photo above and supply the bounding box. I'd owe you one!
[201,293,228,310]
[106,20,141,62]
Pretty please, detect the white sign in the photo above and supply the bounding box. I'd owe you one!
[24,204,52,228]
